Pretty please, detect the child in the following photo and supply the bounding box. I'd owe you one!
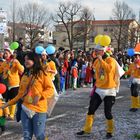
[0,83,9,135]
[60,62,66,93]
[85,62,93,87]
[71,61,78,90]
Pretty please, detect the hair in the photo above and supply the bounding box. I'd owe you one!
[24,52,44,77]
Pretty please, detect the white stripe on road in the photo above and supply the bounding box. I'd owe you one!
[2,131,13,136]
[116,96,124,99]
[84,96,124,109]
[47,114,67,121]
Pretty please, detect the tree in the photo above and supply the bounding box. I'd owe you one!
[110,1,136,51]
[128,22,140,48]
[18,2,49,48]
[78,7,95,51]
[53,1,82,50]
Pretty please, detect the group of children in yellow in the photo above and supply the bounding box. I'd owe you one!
[0,35,140,140]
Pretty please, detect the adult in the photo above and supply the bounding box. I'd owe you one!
[16,37,25,66]
[0,48,24,120]
[125,52,140,112]
[1,52,54,140]
[76,45,119,138]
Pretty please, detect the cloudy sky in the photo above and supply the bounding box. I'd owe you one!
[0,0,140,20]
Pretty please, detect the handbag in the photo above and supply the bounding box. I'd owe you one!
[16,76,35,122]
[47,83,59,117]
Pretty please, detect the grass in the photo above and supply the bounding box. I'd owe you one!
[134,134,140,139]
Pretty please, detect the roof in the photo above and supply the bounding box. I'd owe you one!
[92,19,135,25]
[55,19,136,27]
[8,22,41,29]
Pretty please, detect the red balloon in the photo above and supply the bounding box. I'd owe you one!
[0,83,6,94]
[135,43,140,52]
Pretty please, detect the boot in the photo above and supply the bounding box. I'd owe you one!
[9,105,16,120]
[106,119,114,139]
[76,114,94,136]
[130,96,140,112]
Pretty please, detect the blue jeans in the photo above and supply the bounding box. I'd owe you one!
[21,109,47,140]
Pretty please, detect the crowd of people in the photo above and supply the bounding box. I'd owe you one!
[0,36,140,139]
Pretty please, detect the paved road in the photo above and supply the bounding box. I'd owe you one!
[1,79,140,140]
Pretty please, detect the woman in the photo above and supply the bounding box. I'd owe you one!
[125,52,140,112]
[1,52,54,140]
[76,45,119,139]
[0,48,24,120]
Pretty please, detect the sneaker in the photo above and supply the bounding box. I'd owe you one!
[106,133,113,139]
[129,108,138,112]
[76,131,91,137]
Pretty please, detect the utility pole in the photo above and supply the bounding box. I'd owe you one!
[12,0,15,41]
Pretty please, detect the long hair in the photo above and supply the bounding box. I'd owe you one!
[24,52,44,77]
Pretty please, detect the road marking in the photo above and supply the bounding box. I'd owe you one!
[47,114,67,121]
[116,96,124,99]
[84,106,89,109]
[84,96,124,108]
[2,131,13,136]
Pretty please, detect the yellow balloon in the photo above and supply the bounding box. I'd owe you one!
[94,35,103,45]
[100,35,111,46]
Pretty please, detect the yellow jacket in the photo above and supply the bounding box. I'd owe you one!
[125,63,140,78]
[0,100,9,117]
[93,57,117,89]
[47,60,57,80]
[7,71,54,113]
[0,59,24,87]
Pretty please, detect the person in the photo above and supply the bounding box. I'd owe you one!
[1,51,54,140]
[0,88,9,135]
[125,52,140,112]
[41,50,57,82]
[60,62,66,93]
[76,45,119,138]
[0,48,24,120]
[85,61,93,87]
[16,37,25,66]
[71,61,78,90]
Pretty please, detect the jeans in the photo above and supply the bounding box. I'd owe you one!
[21,109,47,140]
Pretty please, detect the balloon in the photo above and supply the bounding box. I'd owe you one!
[10,42,19,50]
[35,46,45,54]
[135,43,140,52]
[100,35,111,46]
[94,35,103,44]
[0,83,6,94]
[46,44,56,55]
[127,48,135,57]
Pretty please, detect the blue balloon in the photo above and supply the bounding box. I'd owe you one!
[35,46,45,54]
[46,44,56,55]
[127,48,135,57]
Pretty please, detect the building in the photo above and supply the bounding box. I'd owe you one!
[6,22,53,47]
[53,19,140,51]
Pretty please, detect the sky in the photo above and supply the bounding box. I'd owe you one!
[0,0,140,20]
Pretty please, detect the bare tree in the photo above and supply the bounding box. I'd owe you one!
[53,1,82,50]
[128,22,140,48]
[77,7,95,51]
[110,1,136,51]
[18,2,49,48]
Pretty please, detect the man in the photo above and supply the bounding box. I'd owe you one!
[16,37,24,66]
[76,45,119,139]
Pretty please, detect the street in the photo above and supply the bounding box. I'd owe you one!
[1,79,140,140]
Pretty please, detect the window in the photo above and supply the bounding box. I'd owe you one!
[53,40,56,45]
[104,28,108,32]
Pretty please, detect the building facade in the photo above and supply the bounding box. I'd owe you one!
[53,19,140,51]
